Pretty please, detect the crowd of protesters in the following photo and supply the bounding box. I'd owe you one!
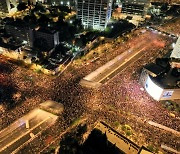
[0,27,179,153]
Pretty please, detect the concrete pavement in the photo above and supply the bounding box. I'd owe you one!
[80,31,164,88]
[0,109,58,154]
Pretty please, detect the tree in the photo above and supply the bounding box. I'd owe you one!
[17,2,28,11]
[161,3,168,12]
[38,14,50,26]
[34,3,46,13]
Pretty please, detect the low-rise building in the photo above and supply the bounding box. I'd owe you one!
[140,60,180,101]
[46,0,75,6]
[140,37,180,101]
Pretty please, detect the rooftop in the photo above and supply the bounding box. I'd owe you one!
[144,60,180,88]
[36,27,57,34]
[144,63,166,77]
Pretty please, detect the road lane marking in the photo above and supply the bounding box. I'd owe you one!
[161,144,180,154]
[0,117,51,152]
[148,121,180,136]
[97,45,148,83]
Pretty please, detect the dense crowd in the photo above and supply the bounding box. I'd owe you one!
[158,17,180,36]
[0,28,179,153]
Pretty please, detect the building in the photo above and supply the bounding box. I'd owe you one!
[34,28,59,50]
[140,60,180,101]
[88,122,152,154]
[5,21,34,47]
[5,20,59,50]
[77,0,113,30]
[121,0,150,16]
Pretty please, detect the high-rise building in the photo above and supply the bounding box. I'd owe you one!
[77,0,113,30]
[140,62,180,101]
[121,0,150,16]
[5,20,60,50]
[5,21,34,47]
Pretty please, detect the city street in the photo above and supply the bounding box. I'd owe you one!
[0,26,179,153]
[0,109,58,154]
[81,30,167,88]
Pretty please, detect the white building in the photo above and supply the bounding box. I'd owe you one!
[170,37,180,59]
[140,63,180,101]
[77,0,113,30]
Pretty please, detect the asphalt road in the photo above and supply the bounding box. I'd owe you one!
[81,30,168,88]
[0,109,58,154]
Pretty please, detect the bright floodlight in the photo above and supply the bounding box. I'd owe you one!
[111,25,114,28]
[61,1,63,5]
[69,20,72,23]
[67,1,70,5]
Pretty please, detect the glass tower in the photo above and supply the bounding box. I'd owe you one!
[77,0,113,30]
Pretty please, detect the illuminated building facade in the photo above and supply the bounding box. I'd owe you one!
[20,0,36,5]
[77,0,113,30]
[5,22,34,47]
[46,0,75,6]
[121,0,150,16]
[140,62,180,101]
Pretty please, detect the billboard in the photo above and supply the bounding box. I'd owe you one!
[162,91,174,98]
